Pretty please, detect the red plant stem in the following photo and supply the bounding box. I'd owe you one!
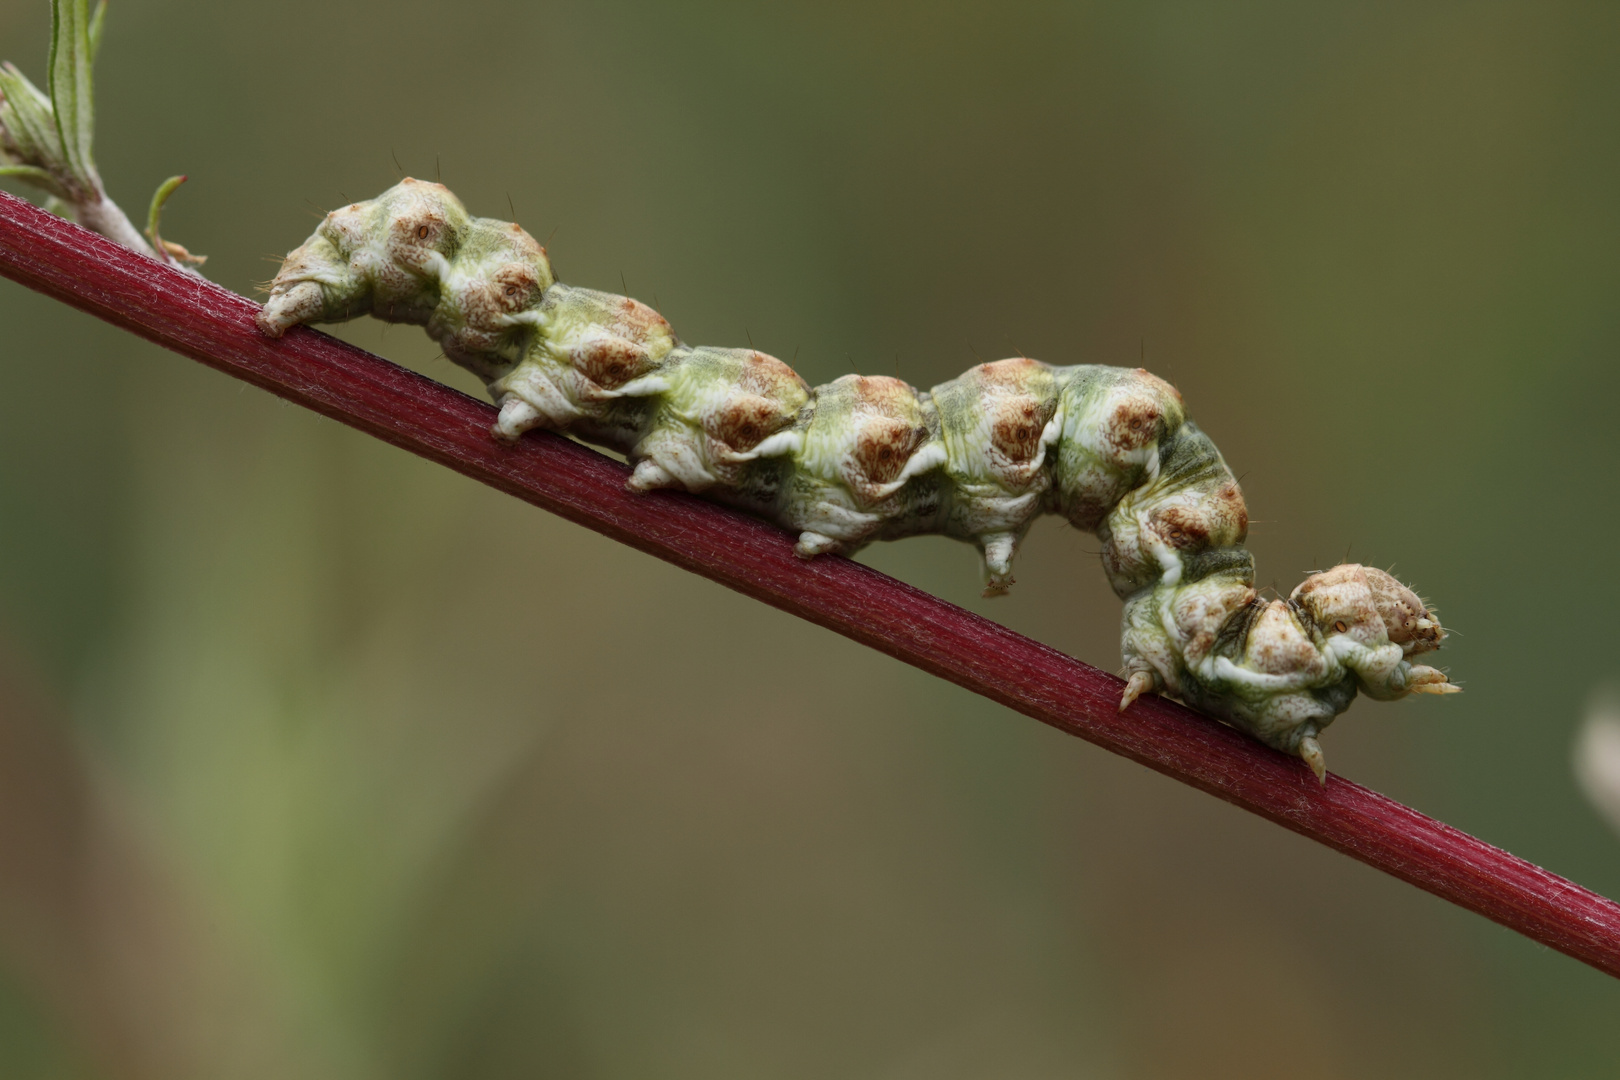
[2,190,1618,979]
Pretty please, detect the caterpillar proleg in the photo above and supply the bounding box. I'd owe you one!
[257,179,1460,783]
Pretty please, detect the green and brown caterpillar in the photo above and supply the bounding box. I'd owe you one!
[256,178,1459,782]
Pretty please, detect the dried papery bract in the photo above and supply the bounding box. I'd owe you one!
[260,180,1461,782]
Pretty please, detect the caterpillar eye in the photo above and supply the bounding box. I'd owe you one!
[415,224,431,240]
[504,285,520,298]
[1334,620,1349,633]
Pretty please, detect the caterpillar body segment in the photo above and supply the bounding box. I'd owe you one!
[257,179,480,336]
[624,345,810,495]
[258,180,1459,782]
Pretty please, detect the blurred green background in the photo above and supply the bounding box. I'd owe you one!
[3,1,1619,1076]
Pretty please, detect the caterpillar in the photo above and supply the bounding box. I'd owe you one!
[256,178,1459,783]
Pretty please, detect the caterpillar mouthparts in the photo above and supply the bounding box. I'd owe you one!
[257,178,1459,784]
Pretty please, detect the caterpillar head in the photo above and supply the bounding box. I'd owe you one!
[1361,567,1446,655]
[1292,564,1446,656]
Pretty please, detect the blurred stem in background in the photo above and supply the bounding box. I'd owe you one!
[0,633,321,1080]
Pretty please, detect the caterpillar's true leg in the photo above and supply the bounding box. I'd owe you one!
[1406,666,1462,694]
[1299,736,1327,785]
[1119,670,1158,712]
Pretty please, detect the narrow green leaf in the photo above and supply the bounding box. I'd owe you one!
[146,172,186,243]
[88,1,108,64]
[0,62,64,169]
[46,0,97,190]
[0,164,54,183]
[0,163,71,200]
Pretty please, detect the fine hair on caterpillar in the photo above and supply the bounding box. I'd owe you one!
[256,178,1461,784]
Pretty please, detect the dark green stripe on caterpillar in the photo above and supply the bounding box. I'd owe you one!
[257,178,1460,783]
